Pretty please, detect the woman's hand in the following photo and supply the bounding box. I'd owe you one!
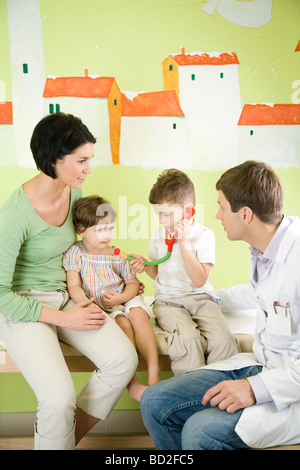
[54,298,106,331]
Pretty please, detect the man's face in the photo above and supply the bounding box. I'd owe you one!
[216,191,244,241]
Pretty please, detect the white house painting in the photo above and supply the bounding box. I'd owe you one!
[238,104,300,168]
[0,0,299,170]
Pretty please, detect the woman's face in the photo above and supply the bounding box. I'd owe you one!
[54,142,94,188]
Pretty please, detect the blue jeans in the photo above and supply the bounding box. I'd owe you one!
[140,365,262,450]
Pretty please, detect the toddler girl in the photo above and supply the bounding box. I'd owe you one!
[63,195,160,401]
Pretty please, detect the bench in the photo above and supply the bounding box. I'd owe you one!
[1,298,299,450]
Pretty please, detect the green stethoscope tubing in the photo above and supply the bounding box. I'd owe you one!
[125,251,172,266]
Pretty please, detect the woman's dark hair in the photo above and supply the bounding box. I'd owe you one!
[30,112,96,179]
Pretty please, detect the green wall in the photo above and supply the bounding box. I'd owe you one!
[1,165,299,414]
[1,0,300,415]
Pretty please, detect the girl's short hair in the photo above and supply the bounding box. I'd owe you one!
[30,112,96,179]
[73,195,116,233]
[216,160,283,225]
[149,168,195,205]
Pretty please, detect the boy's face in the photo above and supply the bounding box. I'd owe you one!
[153,202,185,233]
[80,222,115,250]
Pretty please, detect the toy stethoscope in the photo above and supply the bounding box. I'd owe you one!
[114,206,195,266]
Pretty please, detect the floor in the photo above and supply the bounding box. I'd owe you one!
[0,433,155,450]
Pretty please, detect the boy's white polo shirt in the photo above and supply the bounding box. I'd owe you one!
[149,219,216,299]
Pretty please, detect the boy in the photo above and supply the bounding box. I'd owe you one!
[131,169,239,375]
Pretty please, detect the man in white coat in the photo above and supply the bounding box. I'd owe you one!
[140,160,300,449]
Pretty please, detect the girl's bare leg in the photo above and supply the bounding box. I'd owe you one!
[115,315,147,401]
[128,308,160,385]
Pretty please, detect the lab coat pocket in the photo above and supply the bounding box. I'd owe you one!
[267,303,292,337]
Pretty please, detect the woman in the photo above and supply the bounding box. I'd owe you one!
[0,113,138,450]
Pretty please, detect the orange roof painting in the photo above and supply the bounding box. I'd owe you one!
[0,102,13,124]
[122,90,184,117]
[168,47,239,66]
[238,104,300,126]
[43,73,116,98]
[295,41,300,52]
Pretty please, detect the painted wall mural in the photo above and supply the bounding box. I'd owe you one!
[0,0,299,170]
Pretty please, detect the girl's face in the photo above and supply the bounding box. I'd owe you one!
[54,142,94,188]
[80,222,116,252]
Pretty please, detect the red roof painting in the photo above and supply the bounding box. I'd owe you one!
[295,41,300,52]
[170,51,239,66]
[238,104,300,126]
[43,76,115,98]
[122,90,184,117]
[0,102,13,124]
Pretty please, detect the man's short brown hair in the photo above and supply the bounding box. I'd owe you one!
[216,160,283,225]
[73,195,116,233]
[149,169,195,205]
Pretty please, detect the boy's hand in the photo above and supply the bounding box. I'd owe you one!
[129,254,147,273]
[102,291,123,309]
[176,218,193,243]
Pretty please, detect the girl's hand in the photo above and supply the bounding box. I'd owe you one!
[102,291,123,309]
[63,298,106,331]
[129,254,147,273]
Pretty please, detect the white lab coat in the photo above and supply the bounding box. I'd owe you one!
[209,216,300,448]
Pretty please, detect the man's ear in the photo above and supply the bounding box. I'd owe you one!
[239,206,253,224]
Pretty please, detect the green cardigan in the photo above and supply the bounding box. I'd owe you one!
[0,186,81,322]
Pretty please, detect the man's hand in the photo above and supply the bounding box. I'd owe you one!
[202,379,256,414]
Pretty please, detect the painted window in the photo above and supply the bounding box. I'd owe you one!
[191,74,195,81]
[23,64,28,74]
[49,103,60,114]
[169,64,173,71]
[173,123,176,129]
[114,99,117,106]
[220,72,224,78]
[250,130,254,136]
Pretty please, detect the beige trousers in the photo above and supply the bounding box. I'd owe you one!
[153,294,240,375]
[0,289,138,450]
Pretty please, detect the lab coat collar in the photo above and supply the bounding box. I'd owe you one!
[275,216,300,263]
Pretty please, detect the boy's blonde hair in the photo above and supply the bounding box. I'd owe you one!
[73,195,116,233]
[149,169,195,205]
